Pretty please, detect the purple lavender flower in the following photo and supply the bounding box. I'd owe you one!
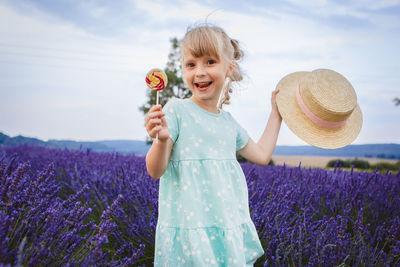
[1,145,399,266]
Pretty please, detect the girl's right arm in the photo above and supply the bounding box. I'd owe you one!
[144,105,173,179]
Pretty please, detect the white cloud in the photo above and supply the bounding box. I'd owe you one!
[133,0,218,23]
[0,0,399,144]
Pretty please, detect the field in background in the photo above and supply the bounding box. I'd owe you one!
[272,155,399,168]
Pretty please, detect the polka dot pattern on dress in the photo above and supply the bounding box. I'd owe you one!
[154,98,264,266]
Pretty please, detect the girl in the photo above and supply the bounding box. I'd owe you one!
[145,25,282,266]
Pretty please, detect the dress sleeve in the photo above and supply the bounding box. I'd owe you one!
[236,122,249,151]
[163,97,180,143]
[228,113,249,151]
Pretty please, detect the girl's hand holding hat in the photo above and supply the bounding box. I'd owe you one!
[271,89,282,120]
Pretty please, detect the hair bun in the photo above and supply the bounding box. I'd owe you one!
[231,39,243,60]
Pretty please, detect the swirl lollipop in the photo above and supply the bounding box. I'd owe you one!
[145,68,168,143]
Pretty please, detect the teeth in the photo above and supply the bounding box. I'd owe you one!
[196,82,211,88]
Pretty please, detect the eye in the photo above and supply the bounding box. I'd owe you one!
[208,59,217,65]
[185,62,195,68]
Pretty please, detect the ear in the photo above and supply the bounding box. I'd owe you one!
[226,61,235,78]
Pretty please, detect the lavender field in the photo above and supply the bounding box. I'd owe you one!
[0,145,399,266]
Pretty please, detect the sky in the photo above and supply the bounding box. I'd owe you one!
[0,0,399,146]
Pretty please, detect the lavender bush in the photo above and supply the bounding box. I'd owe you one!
[0,145,155,266]
[0,145,399,266]
[244,163,400,266]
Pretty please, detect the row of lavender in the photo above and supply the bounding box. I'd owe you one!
[0,145,399,266]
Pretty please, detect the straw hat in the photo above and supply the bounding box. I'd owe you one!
[276,69,362,149]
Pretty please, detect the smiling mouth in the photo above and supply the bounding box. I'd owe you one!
[195,81,212,91]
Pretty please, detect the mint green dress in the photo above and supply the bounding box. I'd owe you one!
[154,98,264,266]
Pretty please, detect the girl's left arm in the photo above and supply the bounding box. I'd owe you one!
[238,89,282,166]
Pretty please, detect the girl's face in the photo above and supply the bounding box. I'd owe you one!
[182,49,231,107]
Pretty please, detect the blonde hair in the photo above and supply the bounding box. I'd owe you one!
[181,25,244,109]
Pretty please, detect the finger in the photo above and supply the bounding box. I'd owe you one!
[147,110,165,119]
[149,125,162,138]
[146,105,161,117]
[146,122,159,137]
[160,115,167,125]
[145,111,165,124]
[150,104,162,112]
[147,118,162,129]
[145,118,161,132]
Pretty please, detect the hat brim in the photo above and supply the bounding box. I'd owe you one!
[276,71,363,149]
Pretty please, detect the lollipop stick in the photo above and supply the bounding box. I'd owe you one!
[155,91,159,143]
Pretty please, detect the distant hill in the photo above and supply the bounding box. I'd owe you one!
[0,132,399,158]
[98,140,150,154]
[0,132,149,155]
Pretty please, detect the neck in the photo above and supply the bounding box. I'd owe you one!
[190,96,219,114]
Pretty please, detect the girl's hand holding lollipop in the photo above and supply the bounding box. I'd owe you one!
[145,68,168,143]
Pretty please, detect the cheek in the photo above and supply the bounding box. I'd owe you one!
[182,73,189,85]
[181,71,187,82]
[182,70,193,83]
[181,75,192,90]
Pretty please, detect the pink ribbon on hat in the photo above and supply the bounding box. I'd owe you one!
[296,83,347,128]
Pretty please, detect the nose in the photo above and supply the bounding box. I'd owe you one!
[195,64,206,77]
